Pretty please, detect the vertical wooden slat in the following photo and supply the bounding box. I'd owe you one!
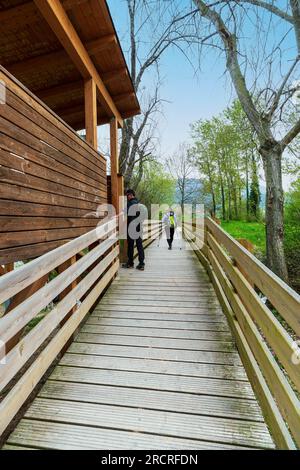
[58,255,77,351]
[3,274,49,352]
[84,78,97,149]
[110,117,119,214]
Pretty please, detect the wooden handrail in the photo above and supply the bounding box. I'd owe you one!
[206,218,300,335]
[0,218,119,436]
[0,217,117,305]
[183,218,300,449]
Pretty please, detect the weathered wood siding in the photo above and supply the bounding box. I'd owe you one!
[0,66,108,263]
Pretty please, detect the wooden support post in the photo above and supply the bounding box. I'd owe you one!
[4,273,49,352]
[110,117,119,215]
[117,173,124,213]
[117,173,127,263]
[58,255,77,303]
[235,238,255,288]
[84,78,97,149]
[0,264,12,276]
[57,255,77,352]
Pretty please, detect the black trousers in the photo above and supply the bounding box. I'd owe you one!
[165,227,175,248]
[128,237,145,266]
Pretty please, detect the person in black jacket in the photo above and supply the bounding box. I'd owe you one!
[123,189,145,271]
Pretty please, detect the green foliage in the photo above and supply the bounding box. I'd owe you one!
[220,220,266,255]
[221,215,300,293]
[191,100,259,220]
[133,161,176,210]
[284,179,300,291]
[285,178,300,224]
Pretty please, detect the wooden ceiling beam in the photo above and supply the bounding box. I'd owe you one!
[0,0,88,25]
[36,80,84,101]
[62,0,89,9]
[101,67,128,82]
[114,92,135,104]
[50,92,136,119]
[63,107,141,132]
[35,76,132,103]
[7,35,116,76]
[64,113,110,129]
[33,0,123,127]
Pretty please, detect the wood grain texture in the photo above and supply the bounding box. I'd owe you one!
[5,239,274,450]
[0,71,107,263]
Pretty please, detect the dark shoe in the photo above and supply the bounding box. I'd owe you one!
[122,262,134,268]
[136,264,145,271]
[168,246,172,250]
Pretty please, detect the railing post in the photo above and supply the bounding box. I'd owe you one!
[58,255,77,352]
[110,117,119,215]
[84,78,98,149]
[117,173,127,263]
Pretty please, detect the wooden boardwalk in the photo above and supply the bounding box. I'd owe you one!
[4,239,275,450]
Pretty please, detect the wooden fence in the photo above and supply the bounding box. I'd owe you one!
[0,217,161,436]
[184,218,300,449]
[0,217,119,436]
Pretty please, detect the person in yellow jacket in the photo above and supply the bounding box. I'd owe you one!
[162,209,178,250]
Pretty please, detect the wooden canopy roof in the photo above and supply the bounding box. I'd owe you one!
[0,0,140,130]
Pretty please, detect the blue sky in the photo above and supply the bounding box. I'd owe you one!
[107,0,230,157]
[105,0,297,189]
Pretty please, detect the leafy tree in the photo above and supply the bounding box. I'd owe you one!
[191,101,259,221]
[285,178,300,224]
[166,144,199,212]
[133,161,176,211]
[190,0,300,281]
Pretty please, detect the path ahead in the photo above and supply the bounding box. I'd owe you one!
[4,239,274,449]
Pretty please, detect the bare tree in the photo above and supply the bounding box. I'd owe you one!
[166,143,199,212]
[120,0,198,188]
[189,0,300,282]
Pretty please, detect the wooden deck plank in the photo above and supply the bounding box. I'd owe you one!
[85,317,230,331]
[22,398,274,448]
[81,324,233,340]
[68,342,242,366]
[75,331,235,351]
[5,239,274,449]
[98,299,221,308]
[92,310,226,322]
[38,381,264,422]
[6,420,254,450]
[50,365,256,399]
[60,353,249,381]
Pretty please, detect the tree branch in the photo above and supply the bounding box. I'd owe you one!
[267,55,300,120]
[281,118,300,149]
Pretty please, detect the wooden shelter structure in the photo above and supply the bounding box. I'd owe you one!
[0,0,140,266]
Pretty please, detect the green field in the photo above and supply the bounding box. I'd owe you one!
[220,220,266,255]
[220,220,300,292]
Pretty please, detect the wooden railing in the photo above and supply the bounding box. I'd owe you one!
[142,220,163,248]
[184,218,300,450]
[0,217,119,436]
[118,220,162,262]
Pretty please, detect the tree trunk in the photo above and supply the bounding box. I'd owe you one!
[262,146,289,282]
[246,153,250,218]
[221,180,226,220]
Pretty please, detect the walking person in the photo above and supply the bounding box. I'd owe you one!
[162,209,177,250]
[123,189,146,271]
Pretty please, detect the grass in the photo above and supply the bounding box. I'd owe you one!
[220,219,300,293]
[220,220,266,255]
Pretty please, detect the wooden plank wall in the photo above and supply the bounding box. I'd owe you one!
[0,66,107,264]
[106,175,112,205]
